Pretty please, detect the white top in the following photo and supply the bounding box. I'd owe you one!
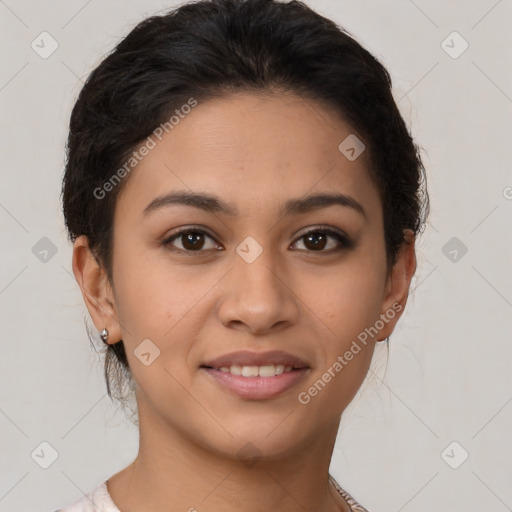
[54,475,369,511]
[53,481,120,512]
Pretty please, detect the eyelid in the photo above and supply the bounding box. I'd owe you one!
[165,224,215,239]
[294,224,349,241]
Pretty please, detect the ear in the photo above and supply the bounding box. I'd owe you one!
[375,229,417,341]
[71,235,122,344]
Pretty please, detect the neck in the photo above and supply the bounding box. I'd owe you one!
[107,399,351,512]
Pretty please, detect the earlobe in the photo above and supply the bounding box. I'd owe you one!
[377,230,417,341]
[71,235,122,344]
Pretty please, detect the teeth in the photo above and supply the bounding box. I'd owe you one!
[258,365,277,377]
[242,365,259,377]
[217,364,294,377]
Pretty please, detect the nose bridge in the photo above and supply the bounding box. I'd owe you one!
[234,234,284,301]
[218,234,298,333]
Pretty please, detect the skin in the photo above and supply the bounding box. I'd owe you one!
[73,91,416,512]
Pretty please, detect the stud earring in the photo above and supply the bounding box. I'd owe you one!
[100,328,109,344]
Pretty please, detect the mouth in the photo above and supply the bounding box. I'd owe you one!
[201,349,310,372]
[200,350,311,400]
[200,363,301,377]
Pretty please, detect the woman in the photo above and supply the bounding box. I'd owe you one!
[57,0,428,510]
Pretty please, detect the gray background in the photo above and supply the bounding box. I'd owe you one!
[1,1,511,511]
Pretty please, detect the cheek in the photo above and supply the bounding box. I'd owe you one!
[319,260,386,341]
[111,247,215,372]
[111,255,196,399]
[112,242,192,332]
[296,269,383,419]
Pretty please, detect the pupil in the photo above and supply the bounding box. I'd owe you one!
[184,232,203,250]
[306,233,326,250]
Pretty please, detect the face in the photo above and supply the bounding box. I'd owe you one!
[76,91,415,460]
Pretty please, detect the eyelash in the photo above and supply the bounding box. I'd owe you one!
[162,225,352,255]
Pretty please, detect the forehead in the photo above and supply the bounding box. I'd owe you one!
[115,91,380,220]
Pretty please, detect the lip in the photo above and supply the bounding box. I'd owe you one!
[201,367,310,400]
[201,350,310,369]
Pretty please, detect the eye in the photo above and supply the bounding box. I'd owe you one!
[163,227,221,253]
[291,226,352,253]
[162,225,352,254]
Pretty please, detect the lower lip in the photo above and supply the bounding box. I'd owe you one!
[201,367,309,400]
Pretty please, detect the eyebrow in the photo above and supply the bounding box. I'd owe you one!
[143,190,367,219]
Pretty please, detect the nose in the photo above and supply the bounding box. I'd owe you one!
[217,243,300,336]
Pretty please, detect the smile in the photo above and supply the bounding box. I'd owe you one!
[209,364,294,377]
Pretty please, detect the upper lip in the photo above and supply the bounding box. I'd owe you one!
[201,350,310,369]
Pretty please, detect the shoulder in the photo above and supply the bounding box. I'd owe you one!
[52,480,121,512]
